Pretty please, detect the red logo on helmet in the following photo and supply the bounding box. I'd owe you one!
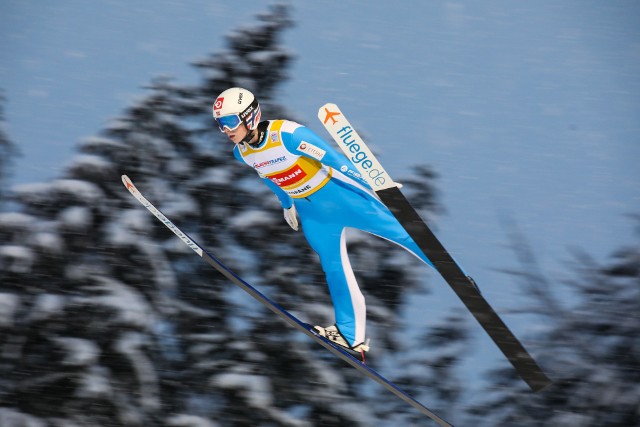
[214,97,224,110]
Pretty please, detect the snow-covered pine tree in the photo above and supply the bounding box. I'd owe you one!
[0,92,20,209]
[0,4,446,426]
[469,220,640,426]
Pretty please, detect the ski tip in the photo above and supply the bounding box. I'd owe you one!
[121,174,135,191]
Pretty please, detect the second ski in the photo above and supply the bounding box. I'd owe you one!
[318,103,552,392]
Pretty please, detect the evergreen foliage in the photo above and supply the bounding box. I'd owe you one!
[0,93,20,208]
[468,222,640,426]
[0,5,442,426]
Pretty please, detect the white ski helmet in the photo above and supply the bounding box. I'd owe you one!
[212,87,262,132]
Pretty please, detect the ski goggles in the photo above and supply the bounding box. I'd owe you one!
[215,114,243,132]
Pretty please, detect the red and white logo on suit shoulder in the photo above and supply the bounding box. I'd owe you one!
[297,141,326,160]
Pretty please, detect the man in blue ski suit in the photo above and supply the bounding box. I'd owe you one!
[213,87,434,353]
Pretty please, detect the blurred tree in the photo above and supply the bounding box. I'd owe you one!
[0,92,21,209]
[0,4,446,427]
[468,219,640,426]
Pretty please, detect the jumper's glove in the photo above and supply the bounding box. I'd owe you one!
[283,205,299,231]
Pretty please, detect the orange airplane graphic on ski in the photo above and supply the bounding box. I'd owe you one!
[322,107,341,125]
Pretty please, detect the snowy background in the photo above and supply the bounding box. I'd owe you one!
[1,1,639,426]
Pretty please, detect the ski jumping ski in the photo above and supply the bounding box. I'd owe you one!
[121,175,453,427]
[318,103,552,392]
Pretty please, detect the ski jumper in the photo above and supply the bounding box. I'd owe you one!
[234,120,434,346]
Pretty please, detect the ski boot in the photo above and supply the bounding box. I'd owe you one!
[313,324,370,356]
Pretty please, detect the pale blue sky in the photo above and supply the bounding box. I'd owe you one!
[2,1,639,370]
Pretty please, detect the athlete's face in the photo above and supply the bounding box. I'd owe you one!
[223,123,248,144]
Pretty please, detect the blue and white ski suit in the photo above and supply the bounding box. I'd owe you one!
[234,120,434,346]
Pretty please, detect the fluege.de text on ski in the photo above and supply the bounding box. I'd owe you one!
[336,125,388,188]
